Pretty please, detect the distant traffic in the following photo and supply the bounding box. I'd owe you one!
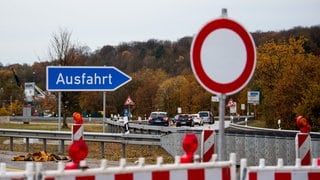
[146,111,215,127]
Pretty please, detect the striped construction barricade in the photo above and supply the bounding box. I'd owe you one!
[295,133,312,165]
[201,129,215,162]
[72,112,84,142]
[41,153,236,180]
[72,124,84,141]
[240,158,320,180]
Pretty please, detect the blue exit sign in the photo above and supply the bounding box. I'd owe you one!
[46,66,131,91]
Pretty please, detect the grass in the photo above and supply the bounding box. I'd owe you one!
[0,121,174,164]
[0,122,104,132]
[247,119,266,127]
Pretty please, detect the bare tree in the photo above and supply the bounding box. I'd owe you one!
[49,28,76,66]
[49,28,76,128]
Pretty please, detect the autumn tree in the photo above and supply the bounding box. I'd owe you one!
[0,68,24,115]
[155,72,211,116]
[78,91,103,115]
[291,54,320,130]
[0,69,15,106]
[131,68,168,117]
[251,37,320,130]
[154,75,186,115]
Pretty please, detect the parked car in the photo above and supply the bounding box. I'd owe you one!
[190,113,203,126]
[148,111,169,126]
[198,111,214,124]
[174,114,194,127]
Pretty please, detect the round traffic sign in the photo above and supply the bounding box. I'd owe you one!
[190,18,256,95]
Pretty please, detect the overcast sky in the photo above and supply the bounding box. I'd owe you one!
[0,0,319,66]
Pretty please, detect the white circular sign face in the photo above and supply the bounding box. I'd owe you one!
[201,29,246,83]
[191,18,256,95]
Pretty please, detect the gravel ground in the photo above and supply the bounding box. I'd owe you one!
[0,150,121,171]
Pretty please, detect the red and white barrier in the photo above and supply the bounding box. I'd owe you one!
[0,162,35,180]
[72,112,84,141]
[43,167,231,180]
[295,133,312,165]
[201,130,215,162]
[40,153,236,180]
[66,112,88,170]
[4,153,320,180]
[72,124,84,141]
[241,158,320,180]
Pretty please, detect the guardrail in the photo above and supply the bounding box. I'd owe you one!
[229,123,320,136]
[9,116,180,135]
[8,116,320,166]
[0,128,161,158]
[107,119,179,135]
[4,117,206,159]
[10,115,254,121]
[225,123,320,165]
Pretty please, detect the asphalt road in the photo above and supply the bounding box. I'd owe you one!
[192,120,231,130]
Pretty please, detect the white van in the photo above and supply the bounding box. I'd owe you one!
[198,111,214,124]
[190,113,203,126]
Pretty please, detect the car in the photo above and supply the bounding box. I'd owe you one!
[174,114,194,127]
[148,111,169,126]
[198,111,214,124]
[190,113,203,126]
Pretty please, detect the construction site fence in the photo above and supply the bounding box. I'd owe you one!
[240,157,320,180]
[1,153,236,180]
[2,153,320,180]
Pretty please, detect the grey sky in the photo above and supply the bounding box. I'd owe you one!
[0,0,319,65]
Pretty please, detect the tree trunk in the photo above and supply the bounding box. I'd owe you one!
[62,106,68,128]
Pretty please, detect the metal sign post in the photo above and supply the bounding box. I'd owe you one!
[103,92,106,133]
[58,91,62,153]
[190,9,256,160]
[218,94,226,160]
[58,92,61,131]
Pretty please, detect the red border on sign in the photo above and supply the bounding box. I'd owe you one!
[191,18,256,95]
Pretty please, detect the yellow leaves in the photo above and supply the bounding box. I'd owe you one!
[154,74,210,114]
[175,55,185,62]
[11,151,69,162]
[0,106,10,116]
[257,37,306,64]
[255,37,308,84]
[251,36,320,128]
